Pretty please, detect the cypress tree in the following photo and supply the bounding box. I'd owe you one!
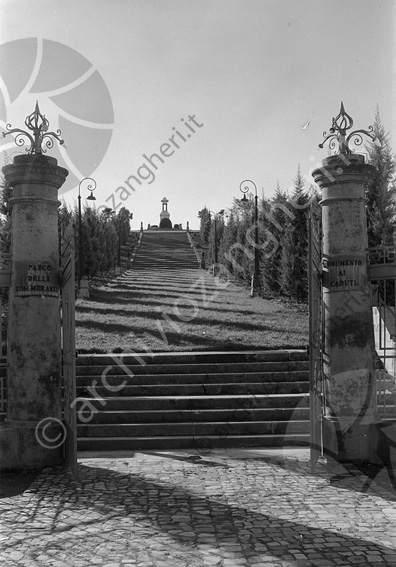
[262,183,291,294]
[207,210,224,266]
[0,175,12,253]
[0,154,14,253]
[366,107,396,247]
[198,207,212,247]
[219,210,239,274]
[279,166,310,302]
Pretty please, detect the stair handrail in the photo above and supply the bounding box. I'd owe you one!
[373,293,396,417]
[376,367,396,417]
[368,245,396,266]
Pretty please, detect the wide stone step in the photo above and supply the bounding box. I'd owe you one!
[137,242,194,245]
[133,264,198,269]
[77,433,310,452]
[136,255,196,258]
[134,256,196,260]
[134,250,196,255]
[134,258,197,262]
[133,255,196,259]
[134,246,196,250]
[75,381,309,397]
[77,420,309,437]
[84,407,310,424]
[76,370,309,386]
[133,261,198,265]
[133,260,198,265]
[134,254,196,258]
[76,360,309,376]
[73,393,309,411]
[77,350,308,365]
[133,263,198,267]
[134,253,196,256]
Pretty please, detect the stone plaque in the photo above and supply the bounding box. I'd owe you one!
[14,261,60,297]
[323,257,364,290]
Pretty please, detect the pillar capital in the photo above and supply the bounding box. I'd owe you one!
[2,154,68,193]
[312,154,375,191]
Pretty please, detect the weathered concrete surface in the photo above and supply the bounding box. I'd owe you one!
[1,154,68,470]
[313,154,378,462]
[0,448,395,566]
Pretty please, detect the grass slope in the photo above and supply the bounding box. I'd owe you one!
[76,268,308,353]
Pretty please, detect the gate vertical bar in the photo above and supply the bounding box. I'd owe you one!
[61,223,77,477]
[309,213,323,473]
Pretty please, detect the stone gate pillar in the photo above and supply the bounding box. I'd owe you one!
[312,103,377,463]
[0,145,68,469]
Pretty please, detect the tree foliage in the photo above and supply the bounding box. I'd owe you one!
[59,202,133,278]
[366,107,396,247]
[199,167,318,302]
[278,167,311,302]
[0,154,14,252]
[197,207,212,246]
[0,177,12,253]
[262,183,290,294]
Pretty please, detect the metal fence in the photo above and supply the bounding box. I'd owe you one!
[0,252,10,422]
[368,245,396,418]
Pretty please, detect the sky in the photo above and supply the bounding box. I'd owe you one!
[0,0,394,230]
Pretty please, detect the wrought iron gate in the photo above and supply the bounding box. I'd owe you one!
[61,223,77,477]
[368,245,396,418]
[0,252,11,423]
[308,214,324,473]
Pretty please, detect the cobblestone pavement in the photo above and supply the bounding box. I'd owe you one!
[1,448,396,567]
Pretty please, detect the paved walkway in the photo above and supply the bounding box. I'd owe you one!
[1,448,396,567]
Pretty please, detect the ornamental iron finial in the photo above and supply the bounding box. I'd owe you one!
[2,101,64,155]
[319,101,376,155]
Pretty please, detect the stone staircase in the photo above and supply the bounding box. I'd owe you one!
[132,230,199,270]
[76,350,310,454]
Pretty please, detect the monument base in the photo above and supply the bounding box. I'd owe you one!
[322,415,382,465]
[0,421,63,470]
[369,419,396,466]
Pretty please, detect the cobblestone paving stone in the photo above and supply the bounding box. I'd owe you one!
[1,448,396,567]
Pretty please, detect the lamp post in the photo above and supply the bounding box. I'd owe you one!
[78,178,96,297]
[240,180,260,296]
